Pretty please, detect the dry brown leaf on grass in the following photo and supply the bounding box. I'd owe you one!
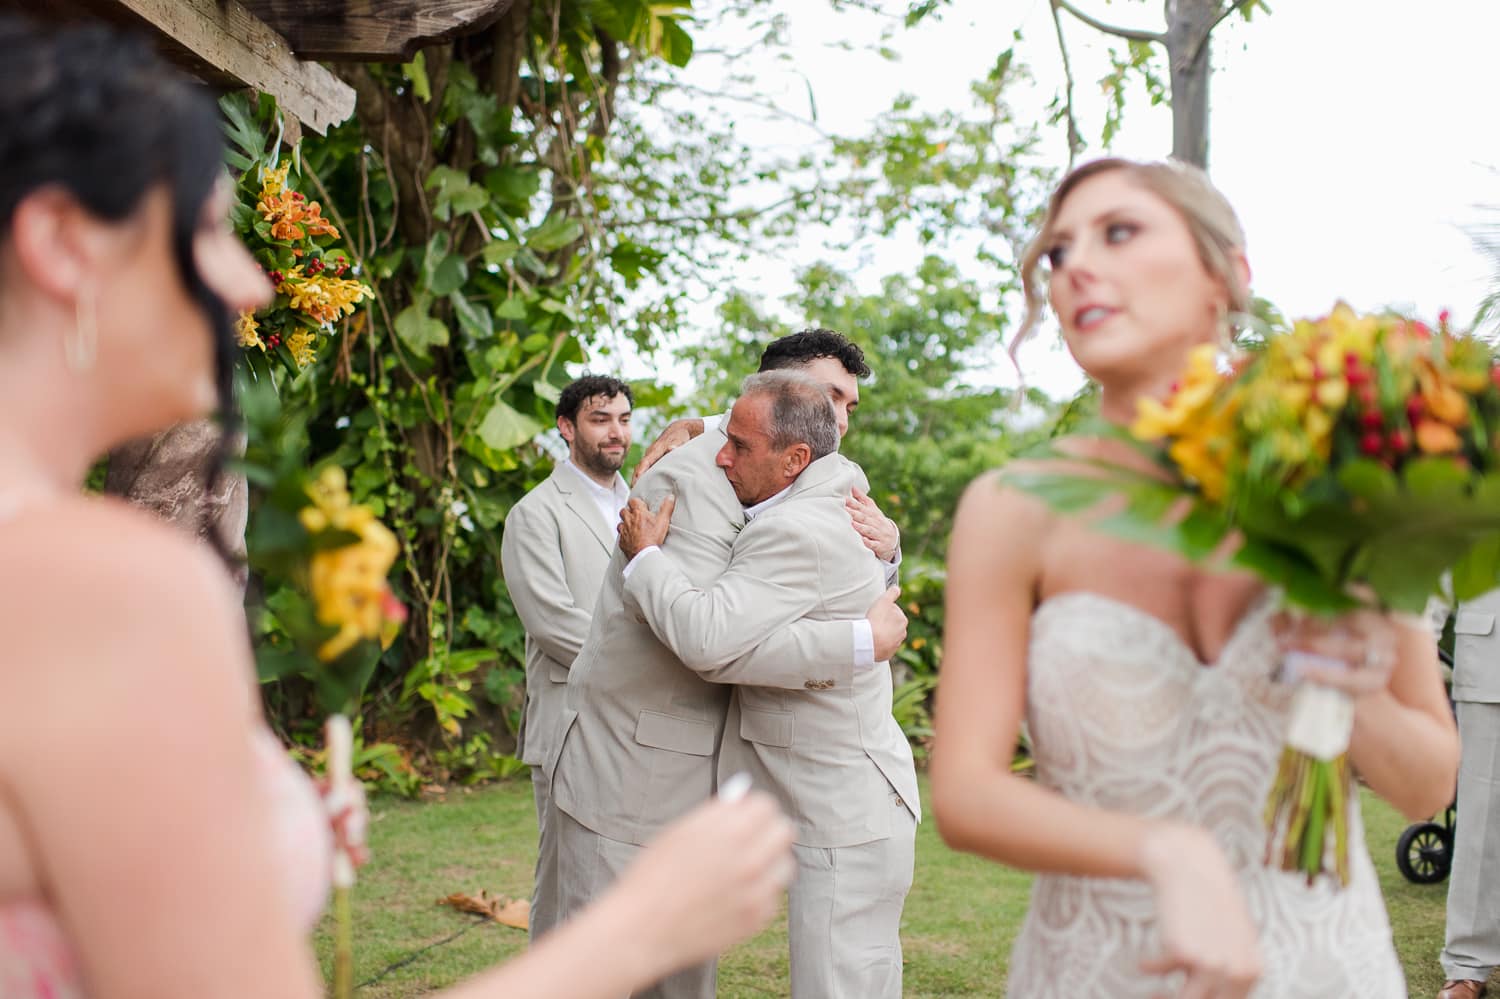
[437,890,530,930]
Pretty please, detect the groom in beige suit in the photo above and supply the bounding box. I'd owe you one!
[501,375,633,940]
[549,340,906,998]
[618,371,919,999]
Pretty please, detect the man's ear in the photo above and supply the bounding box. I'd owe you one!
[557,416,576,446]
[784,443,812,478]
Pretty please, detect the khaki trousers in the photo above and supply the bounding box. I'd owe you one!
[787,792,916,999]
[555,805,716,999]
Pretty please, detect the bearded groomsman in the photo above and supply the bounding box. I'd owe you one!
[501,374,633,941]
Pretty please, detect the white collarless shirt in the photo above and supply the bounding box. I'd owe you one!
[563,459,629,534]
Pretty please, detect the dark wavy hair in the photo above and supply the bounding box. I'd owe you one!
[556,374,633,424]
[757,328,872,378]
[0,16,237,553]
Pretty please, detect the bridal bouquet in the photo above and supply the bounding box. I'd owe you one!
[1016,304,1500,884]
[239,384,407,998]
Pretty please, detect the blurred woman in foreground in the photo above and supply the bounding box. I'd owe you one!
[0,17,792,998]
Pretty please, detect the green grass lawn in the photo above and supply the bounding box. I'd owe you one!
[315,778,1467,997]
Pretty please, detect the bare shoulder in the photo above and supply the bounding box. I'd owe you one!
[955,468,1054,537]
[2,495,235,600]
[0,496,247,695]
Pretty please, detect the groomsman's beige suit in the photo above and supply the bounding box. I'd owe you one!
[626,451,919,999]
[501,461,622,939]
[548,429,861,999]
[1441,588,1500,993]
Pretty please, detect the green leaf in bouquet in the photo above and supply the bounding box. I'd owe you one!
[1233,539,1358,613]
[254,641,307,684]
[1174,503,1231,561]
[246,503,311,560]
[1403,457,1470,502]
[1359,530,1476,613]
[307,527,365,552]
[315,641,385,719]
[1337,459,1398,502]
[1001,467,1129,516]
[1452,533,1500,602]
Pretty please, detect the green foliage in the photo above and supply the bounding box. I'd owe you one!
[238,1,723,770]
[239,380,392,717]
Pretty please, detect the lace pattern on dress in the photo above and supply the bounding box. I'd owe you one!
[1005,592,1405,999]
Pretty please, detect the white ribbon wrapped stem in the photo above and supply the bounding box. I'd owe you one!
[325,714,362,889]
[1281,652,1355,761]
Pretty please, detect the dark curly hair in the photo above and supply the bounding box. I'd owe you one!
[556,374,633,424]
[0,16,237,554]
[757,328,871,379]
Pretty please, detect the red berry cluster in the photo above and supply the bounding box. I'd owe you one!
[1348,352,1411,460]
[268,269,285,286]
[267,333,283,349]
[306,258,325,276]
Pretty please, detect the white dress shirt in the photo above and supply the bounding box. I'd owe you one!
[624,482,877,669]
[563,459,629,535]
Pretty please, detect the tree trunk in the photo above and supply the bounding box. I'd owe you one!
[1162,0,1220,169]
[104,421,248,591]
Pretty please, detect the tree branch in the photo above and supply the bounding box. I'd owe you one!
[1210,0,1259,34]
[1053,0,1164,44]
[1048,0,1085,169]
[1188,0,1257,66]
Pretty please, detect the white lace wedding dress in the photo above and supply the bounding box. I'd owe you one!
[1005,591,1406,997]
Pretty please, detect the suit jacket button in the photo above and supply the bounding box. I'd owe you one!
[803,679,819,690]
[894,796,905,808]
[634,613,646,625]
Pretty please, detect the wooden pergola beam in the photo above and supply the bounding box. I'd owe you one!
[3,0,356,135]
[240,0,517,61]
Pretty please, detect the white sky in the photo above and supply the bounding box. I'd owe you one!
[606,0,1500,402]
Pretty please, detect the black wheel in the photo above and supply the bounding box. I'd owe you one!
[1396,822,1453,884]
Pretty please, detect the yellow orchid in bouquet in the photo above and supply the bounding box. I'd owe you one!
[1014,303,1500,886]
[237,383,406,999]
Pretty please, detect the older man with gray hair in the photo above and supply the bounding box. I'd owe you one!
[548,370,908,999]
[617,369,920,999]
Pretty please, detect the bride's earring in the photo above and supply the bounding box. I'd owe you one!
[65,290,97,373]
[1214,302,1235,353]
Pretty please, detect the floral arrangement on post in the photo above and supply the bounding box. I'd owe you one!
[238,383,406,999]
[230,159,372,374]
[1013,304,1500,886]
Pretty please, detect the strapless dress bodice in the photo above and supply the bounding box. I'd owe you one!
[1007,592,1405,998]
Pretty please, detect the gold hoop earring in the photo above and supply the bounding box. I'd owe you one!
[65,292,97,373]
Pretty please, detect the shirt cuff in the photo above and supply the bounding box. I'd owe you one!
[883,546,902,568]
[622,546,661,579]
[701,412,724,434]
[852,619,875,669]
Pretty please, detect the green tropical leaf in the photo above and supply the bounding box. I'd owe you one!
[476,399,545,451]
[1452,533,1500,602]
[394,303,449,356]
[526,215,584,253]
[450,293,494,340]
[430,253,469,296]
